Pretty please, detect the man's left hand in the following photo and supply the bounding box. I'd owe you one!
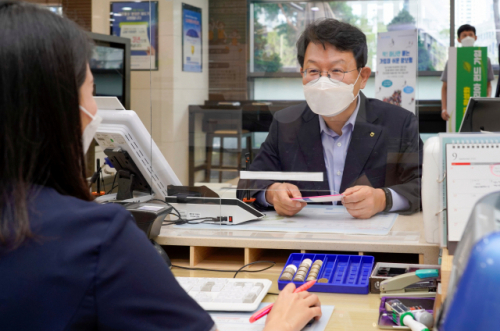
[341,186,386,219]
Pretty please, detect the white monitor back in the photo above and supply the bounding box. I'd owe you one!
[95,109,181,199]
[94,97,126,110]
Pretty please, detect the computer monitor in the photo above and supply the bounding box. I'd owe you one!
[95,109,181,200]
[459,97,500,132]
[94,107,264,225]
[87,32,131,110]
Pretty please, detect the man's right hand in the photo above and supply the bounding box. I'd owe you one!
[441,109,450,121]
[265,183,306,216]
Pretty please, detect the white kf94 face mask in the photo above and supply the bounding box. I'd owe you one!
[461,36,475,47]
[303,71,361,117]
[80,105,102,154]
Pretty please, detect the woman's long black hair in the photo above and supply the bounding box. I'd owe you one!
[0,1,93,249]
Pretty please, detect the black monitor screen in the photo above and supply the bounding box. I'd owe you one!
[90,45,125,105]
[460,98,500,132]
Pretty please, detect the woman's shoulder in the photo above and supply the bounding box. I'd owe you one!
[36,185,126,211]
[31,186,133,237]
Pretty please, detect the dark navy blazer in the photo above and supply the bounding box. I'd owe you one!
[237,92,423,214]
[0,186,214,331]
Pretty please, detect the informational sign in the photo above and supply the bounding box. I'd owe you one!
[375,30,417,114]
[182,3,202,72]
[446,47,488,132]
[110,2,158,70]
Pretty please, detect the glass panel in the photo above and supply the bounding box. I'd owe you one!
[455,0,499,66]
[252,75,444,100]
[211,1,422,227]
[190,2,424,235]
[250,0,449,73]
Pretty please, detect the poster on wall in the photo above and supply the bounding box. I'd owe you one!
[375,29,417,114]
[446,47,488,132]
[110,1,158,70]
[182,3,202,72]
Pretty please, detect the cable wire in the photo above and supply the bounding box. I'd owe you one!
[100,168,106,193]
[171,260,276,278]
[153,199,183,218]
[106,172,119,194]
[162,215,218,226]
[151,199,217,225]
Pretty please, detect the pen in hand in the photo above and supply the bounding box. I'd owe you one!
[249,280,317,323]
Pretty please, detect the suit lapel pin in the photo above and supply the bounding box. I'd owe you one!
[370,132,375,137]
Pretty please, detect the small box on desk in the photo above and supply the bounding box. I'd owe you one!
[278,253,374,294]
[370,262,440,294]
[378,296,435,329]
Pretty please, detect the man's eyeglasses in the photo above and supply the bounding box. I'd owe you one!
[303,68,359,83]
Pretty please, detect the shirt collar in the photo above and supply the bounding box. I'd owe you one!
[318,94,361,137]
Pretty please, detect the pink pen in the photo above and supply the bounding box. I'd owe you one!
[249,280,317,323]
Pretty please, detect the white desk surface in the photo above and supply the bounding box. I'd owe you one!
[157,184,439,264]
[172,268,385,331]
[157,211,439,264]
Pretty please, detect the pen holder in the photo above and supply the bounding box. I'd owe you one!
[278,253,374,294]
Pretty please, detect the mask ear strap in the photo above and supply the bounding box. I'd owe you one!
[352,69,363,100]
[353,68,362,85]
[80,105,95,120]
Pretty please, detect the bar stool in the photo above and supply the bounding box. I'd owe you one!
[203,111,253,183]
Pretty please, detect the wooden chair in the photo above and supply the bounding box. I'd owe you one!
[203,110,252,183]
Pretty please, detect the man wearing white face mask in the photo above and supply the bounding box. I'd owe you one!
[237,18,422,219]
[441,24,495,121]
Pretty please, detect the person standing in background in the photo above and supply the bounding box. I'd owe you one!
[441,24,495,121]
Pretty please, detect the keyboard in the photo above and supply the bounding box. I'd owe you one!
[176,277,273,311]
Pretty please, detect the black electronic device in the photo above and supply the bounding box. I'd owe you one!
[459,97,500,132]
[165,186,265,225]
[104,147,152,200]
[167,185,219,199]
[496,43,500,98]
[125,202,172,267]
[87,32,131,110]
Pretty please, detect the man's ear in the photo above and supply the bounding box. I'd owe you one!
[457,37,461,44]
[359,67,371,89]
[474,35,478,41]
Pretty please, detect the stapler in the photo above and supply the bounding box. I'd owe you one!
[379,269,438,298]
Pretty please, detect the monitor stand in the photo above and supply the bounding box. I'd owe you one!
[116,170,135,200]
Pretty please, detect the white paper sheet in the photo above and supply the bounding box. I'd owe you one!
[209,303,334,331]
[239,171,323,182]
[291,194,343,203]
[174,205,398,236]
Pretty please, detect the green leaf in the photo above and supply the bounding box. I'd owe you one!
[463,61,472,72]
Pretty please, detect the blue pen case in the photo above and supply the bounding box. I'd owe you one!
[278,253,375,294]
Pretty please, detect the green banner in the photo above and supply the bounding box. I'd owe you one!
[454,47,488,131]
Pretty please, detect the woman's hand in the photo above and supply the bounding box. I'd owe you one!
[263,283,322,331]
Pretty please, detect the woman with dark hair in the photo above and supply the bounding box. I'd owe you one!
[0,2,321,330]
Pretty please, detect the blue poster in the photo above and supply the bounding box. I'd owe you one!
[110,2,158,70]
[182,4,202,72]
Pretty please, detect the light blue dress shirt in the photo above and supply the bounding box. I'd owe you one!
[257,96,410,212]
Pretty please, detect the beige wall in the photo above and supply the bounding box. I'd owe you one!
[92,0,209,184]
